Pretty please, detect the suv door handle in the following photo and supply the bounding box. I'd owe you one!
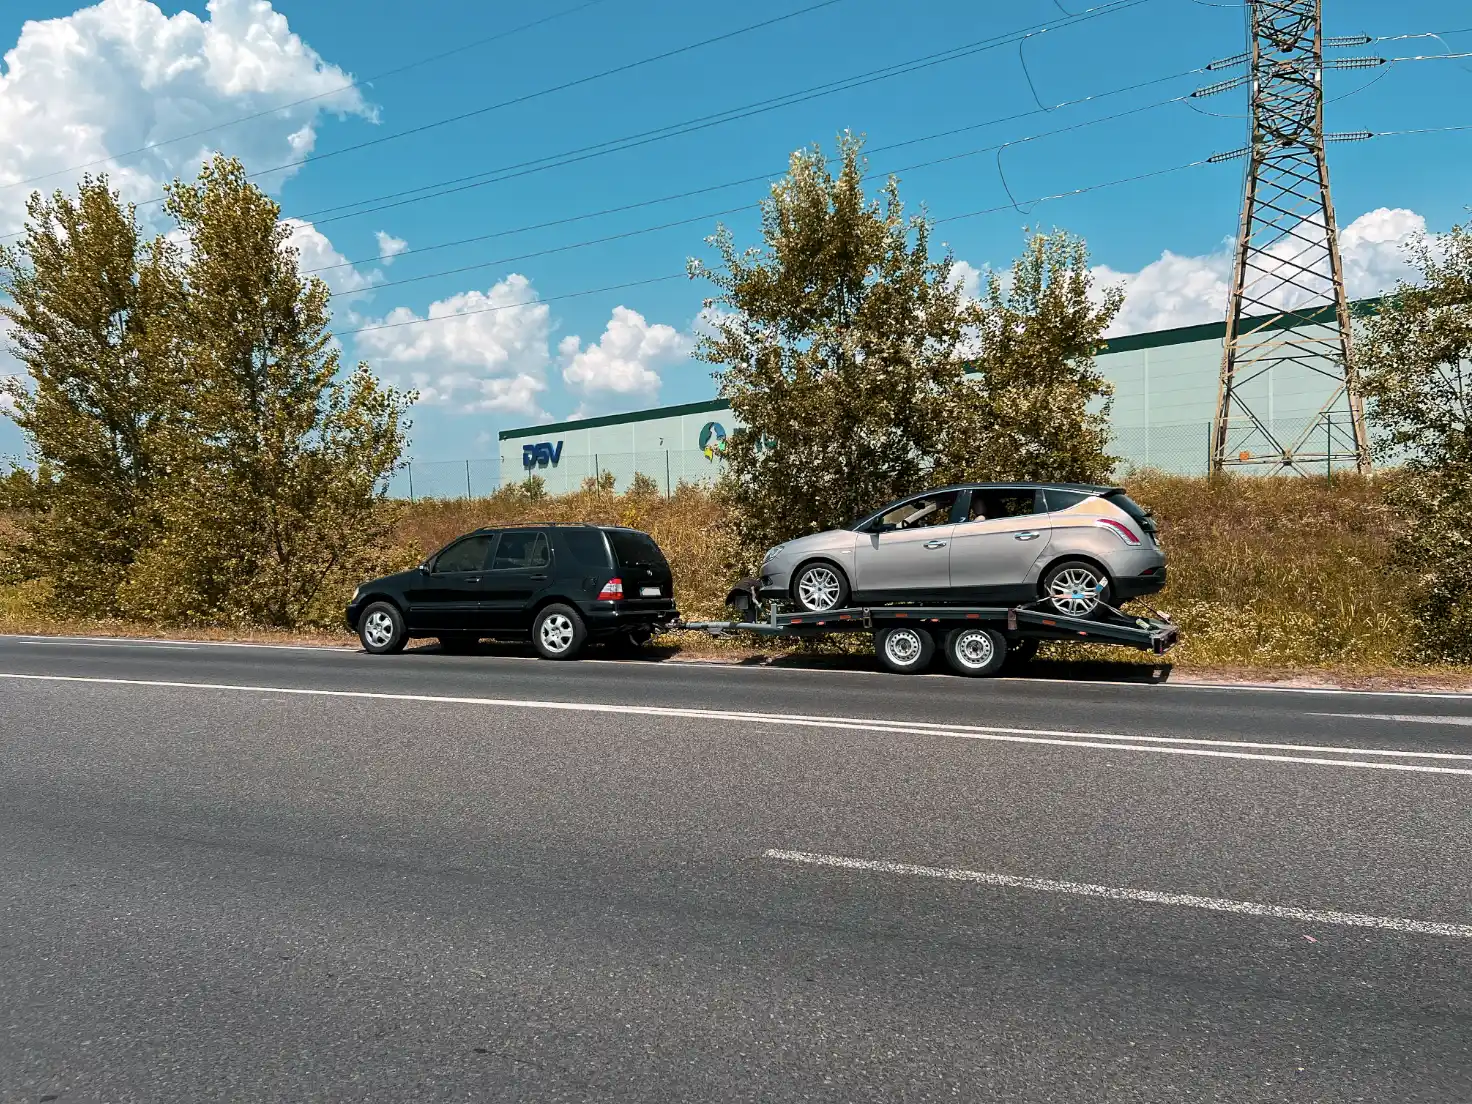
[923,539,948,549]
[529,574,548,580]
[1014,531,1040,541]
[467,576,482,583]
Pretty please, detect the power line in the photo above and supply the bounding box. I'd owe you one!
[302,64,1205,279]
[206,0,852,189]
[336,160,1220,340]
[332,123,1469,340]
[0,0,612,192]
[0,0,1155,240]
[320,95,1189,298]
[289,0,1162,230]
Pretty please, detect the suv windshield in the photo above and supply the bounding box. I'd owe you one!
[604,529,667,567]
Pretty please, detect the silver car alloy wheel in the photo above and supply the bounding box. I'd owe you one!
[1048,567,1104,616]
[363,609,396,649]
[539,612,576,654]
[951,628,995,670]
[883,628,924,667]
[796,565,842,611]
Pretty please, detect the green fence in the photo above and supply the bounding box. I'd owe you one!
[388,417,1375,500]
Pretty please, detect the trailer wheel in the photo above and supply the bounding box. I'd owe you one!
[875,626,934,674]
[944,627,1008,677]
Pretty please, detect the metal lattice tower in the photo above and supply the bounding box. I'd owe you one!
[1200,0,1372,474]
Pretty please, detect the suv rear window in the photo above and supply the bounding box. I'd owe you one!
[604,528,667,568]
[1043,489,1094,513]
[1104,491,1152,521]
[1104,490,1157,532]
[560,528,613,569]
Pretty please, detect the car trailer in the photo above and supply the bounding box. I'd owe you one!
[679,595,1178,677]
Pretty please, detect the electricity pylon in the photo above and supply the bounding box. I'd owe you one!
[1195,0,1373,474]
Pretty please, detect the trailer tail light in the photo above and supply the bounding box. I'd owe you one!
[597,578,624,600]
[1095,517,1141,546]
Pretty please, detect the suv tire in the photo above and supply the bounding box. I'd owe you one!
[359,601,407,655]
[792,561,850,613]
[943,627,1008,677]
[533,603,588,660]
[1041,559,1111,619]
[874,626,934,674]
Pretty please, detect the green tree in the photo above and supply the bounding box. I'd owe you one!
[946,228,1122,484]
[689,134,981,554]
[0,177,183,614]
[118,156,413,627]
[1356,221,1472,661]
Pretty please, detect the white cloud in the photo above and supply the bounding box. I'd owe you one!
[375,231,408,264]
[1090,208,1427,336]
[283,217,379,296]
[354,273,552,417]
[559,306,688,404]
[948,259,985,301]
[0,0,371,234]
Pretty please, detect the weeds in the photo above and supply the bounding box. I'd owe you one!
[0,472,1453,676]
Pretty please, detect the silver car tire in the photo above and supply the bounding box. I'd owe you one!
[533,603,587,661]
[359,601,407,655]
[1041,560,1110,619]
[943,627,1007,677]
[792,562,850,613]
[875,626,935,674]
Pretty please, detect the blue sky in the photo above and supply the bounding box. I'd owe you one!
[1,0,1468,462]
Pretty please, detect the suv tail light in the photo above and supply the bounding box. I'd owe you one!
[1095,517,1142,546]
[597,577,624,600]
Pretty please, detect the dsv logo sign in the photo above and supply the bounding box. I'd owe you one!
[521,441,564,469]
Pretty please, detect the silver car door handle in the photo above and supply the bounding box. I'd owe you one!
[924,539,948,549]
[1014,532,1040,541]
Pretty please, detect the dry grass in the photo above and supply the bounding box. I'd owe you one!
[1112,471,1411,669]
[392,482,742,623]
[0,473,1464,685]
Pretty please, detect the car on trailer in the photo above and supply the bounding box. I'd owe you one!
[348,523,679,660]
[757,482,1166,619]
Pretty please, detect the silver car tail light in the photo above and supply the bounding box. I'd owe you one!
[1094,517,1142,546]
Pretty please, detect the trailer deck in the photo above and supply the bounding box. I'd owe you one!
[679,601,1178,676]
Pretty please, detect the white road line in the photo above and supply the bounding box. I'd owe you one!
[4,633,1471,699]
[17,640,202,651]
[5,635,345,653]
[2,671,1470,776]
[764,849,1472,939]
[1310,712,1472,727]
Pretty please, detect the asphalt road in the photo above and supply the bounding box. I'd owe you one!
[2,635,1471,1103]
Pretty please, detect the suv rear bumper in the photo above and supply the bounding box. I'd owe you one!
[582,601,680,636]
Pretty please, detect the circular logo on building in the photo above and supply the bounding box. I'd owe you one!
[699,421,728,460]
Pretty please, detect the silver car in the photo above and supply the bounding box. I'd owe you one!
[759,483,1166,617]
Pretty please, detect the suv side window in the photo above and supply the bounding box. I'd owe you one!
[876,491,960,530]
[491,530,550,570]
[560,528,613,569]
[966,490,1041,522]
[434,535,493,573]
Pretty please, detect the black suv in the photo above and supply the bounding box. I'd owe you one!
[347,524,678,660]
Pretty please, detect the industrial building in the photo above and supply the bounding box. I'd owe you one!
[495,302,1374,496]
